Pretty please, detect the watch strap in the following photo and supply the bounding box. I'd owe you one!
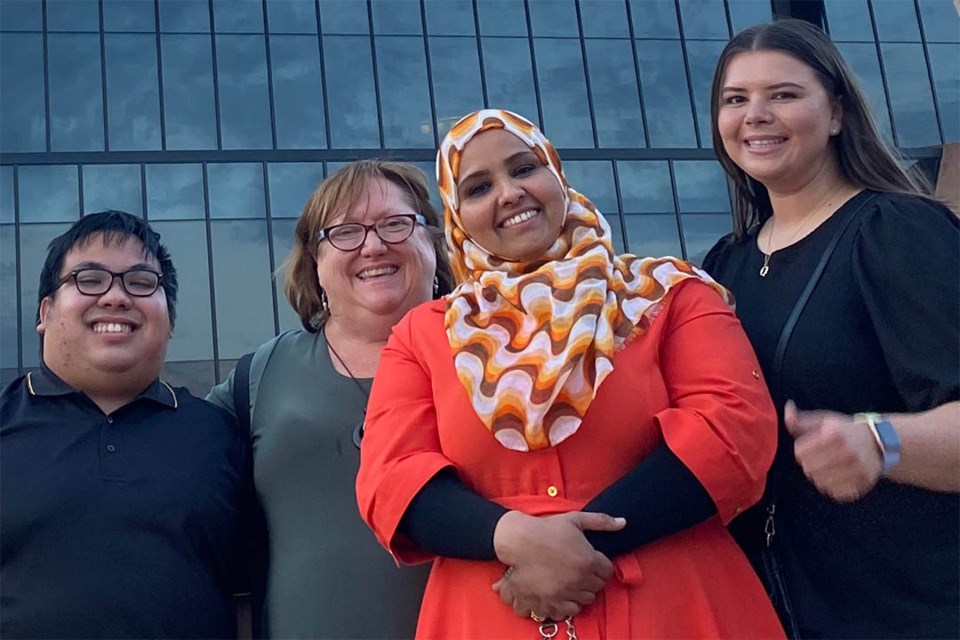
[855,412,901,474]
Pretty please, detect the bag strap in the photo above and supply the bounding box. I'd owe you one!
[233,351,254,435]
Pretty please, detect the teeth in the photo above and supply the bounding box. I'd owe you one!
[357,266,399,279]
[502,209,539,228]
[93,322,132,334]
[747,138,785,147]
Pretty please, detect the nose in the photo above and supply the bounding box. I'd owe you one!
[97,275,134,308]
[358,226,388,257]
[744,98,772,125]
[496,178,524,207]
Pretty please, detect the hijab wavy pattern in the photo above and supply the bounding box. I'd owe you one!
[438,109,730,452]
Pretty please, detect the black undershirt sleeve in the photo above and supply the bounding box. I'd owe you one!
[397,444,716,560]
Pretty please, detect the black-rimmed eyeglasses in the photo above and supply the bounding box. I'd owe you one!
[318,214,427,252]
[58,268,164,297]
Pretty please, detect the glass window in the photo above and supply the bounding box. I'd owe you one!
[159,0,211,32]
[482,37,540,125]
[1,225,18,371]
[150,220,215,361]
[270,35,327,149]
[929,44,959,143]
[871,0,920,42]
[563,160,617,215]
[677,0,728,40]
[836,42,894,141]
[371,0,422,34]
[824,0,874,42]
[681,213,731,265]
[270,218,302,332]
[1,166,13,223]
[210,219,277,358]
[105,34,163,151]
[103,0,157,32]
[161,34,218,150]
[584,39,645,148]
[477,0,528,36]
[268,162,325,219]
[726,0,771,34]
[634,40,697,148]
[672,161,729,213]
[429,36,484,137]
[533,38,593,148]
[623,214,682,258]
[83,164,143,216]
[19,166,79,223]
[48,34,104,152]
[20,223,72,368]
[208,163,266,219]
[528,0,579,37]
[629,0,679,39]
[216,35,272,149]
[324,35,380,148]
[425,0,476,36]
[376,36,435,147]
[162,361,217,397]
[685,39,725,148]
[918,0,960,43]
[213,0,264,32]
[319,0,369,34]
[410,161,442,212]
[881,42,941,147]
[0,1,42,30]
[0,33,45,153]
[46,0,100,31]
[616,161,674,214]
[146,164,205,220]
[267,0,318,34]
[579,0,629,37]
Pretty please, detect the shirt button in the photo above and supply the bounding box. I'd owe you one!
[751,370,760,379]
[735,505,744,514]
[546,485,559,497]
[106,444,116,453]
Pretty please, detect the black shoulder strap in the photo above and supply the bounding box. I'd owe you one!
[233,352,254,435]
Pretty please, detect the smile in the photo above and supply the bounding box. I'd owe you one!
[500,209,540,228]
[745,137,786,148]
[93,322,133,334]
[357,266,399,280]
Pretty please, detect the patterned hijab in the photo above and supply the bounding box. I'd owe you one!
[438,109,730,452]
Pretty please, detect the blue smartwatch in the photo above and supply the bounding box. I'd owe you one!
[855,412,901,475]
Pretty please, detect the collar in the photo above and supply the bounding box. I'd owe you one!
[27,363,178,409]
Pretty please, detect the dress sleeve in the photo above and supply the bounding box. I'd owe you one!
[701,232,734,274]
[356,309,457,565]
[655,280,778,524]
[852,196,960,410]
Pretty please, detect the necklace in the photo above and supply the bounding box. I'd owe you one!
[759,191,841,277]
[323,326,371,449]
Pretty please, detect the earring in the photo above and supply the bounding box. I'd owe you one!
[321,289,329,312]
[433,275,440,296]
[830,127,840,135]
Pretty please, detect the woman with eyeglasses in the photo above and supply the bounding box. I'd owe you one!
[208,160,454,638]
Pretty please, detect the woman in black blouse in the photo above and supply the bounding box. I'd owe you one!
[702,19,959,639]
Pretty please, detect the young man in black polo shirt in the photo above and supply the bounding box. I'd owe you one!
[1,211,251,638]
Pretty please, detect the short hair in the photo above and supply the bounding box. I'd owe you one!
[282,160,455,331]
[710,18,931,239]
[37,210,178,328]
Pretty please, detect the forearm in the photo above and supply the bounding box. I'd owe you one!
[887,401,960,492]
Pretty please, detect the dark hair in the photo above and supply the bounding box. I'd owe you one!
[37,210,178,327]
[282,160,454,331]
[710,18,931,238]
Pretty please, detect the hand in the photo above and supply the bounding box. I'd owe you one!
[491,511,625,620]
[784,400,883,502]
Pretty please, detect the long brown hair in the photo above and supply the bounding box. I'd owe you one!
[710,19,931,239]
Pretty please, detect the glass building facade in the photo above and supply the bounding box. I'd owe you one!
[1,0,956,392]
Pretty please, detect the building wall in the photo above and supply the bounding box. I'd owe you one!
[0,0,956,393]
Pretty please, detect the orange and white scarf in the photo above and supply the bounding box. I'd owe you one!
[438,110,730,451]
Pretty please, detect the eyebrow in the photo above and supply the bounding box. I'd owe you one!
[68,261,158,272]
[458,150,539,186]
[721,81,806,93]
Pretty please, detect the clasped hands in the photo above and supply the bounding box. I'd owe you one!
[491,510,625,621]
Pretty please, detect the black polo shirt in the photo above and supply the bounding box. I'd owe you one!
[1,365,248,639]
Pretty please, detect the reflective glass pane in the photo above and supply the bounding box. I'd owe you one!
[0,1,42,30]
[376,36,434,147]
[429,36,484,137]
[270,217,302,332]
[48,34,104,152]
[672,161,729,213]
[20,223,72,368]
[371,0,421,34]
[150,220,214,361]
[105,34,162,151]
[268,162,325,219]
[871,0,920,42]
[608,218,626,254]
[836,42,894,141]
[726,0,772,34]
[324,35,380,148]
[146,163,205,220]
[410,161,441,212]
[103,0,157,32]
[681,213,731,266]
[19,165,79,222]
[319,0,369,33]
[425,0,475,36]
[584,39,645,148]
[162,361,216,398]
[210,219,277,358]
[159,0,211,32]
[635,40,697,148]
[528,0,578,37]
[271,35,327,149]
[678,0,728,40]
[579,0,629,37]
[616,161,673,214]
[685,39,725,148]
[161,34,218,149]
[623,214,682,258]
[482,37,540,124]
[267,0,318,34]
[213,0,263,32]
[83,164,143,216]
[629,0,679,38]
[563,160,617,215]
[824,0,874,42]
[881,42,941,147]
[0,33,45,153]
[216,35,272,149]
[208,163,266,219]
[46,0,99,31]
[918,0,960,43]
[1,225,18,370]
[1,166,13,223]
[929,44,959,142]
[533,38,593,147]
[477,0,527,36]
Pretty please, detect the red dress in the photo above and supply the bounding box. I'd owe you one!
[357,280,785,639]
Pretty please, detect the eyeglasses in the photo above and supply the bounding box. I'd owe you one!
[58,268,163,297]
[318,214,427,252]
